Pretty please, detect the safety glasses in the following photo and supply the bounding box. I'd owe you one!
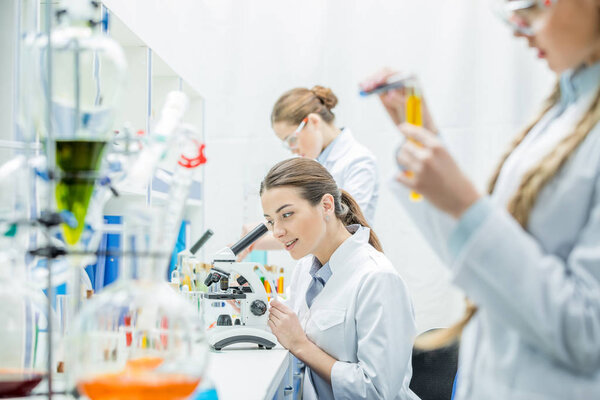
[491,0,556,36]
[282,117,308,151]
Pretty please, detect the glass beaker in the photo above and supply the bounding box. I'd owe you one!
[68,210,209,400]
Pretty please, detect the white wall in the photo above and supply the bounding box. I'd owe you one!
[102,0,555,332]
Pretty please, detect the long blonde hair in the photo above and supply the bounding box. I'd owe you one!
[416,83,600,350]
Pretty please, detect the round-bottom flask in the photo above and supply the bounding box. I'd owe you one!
[68,213,209,400]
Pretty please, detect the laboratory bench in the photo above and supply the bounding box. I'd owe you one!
[207,344,293,400]
[12,345,293,400]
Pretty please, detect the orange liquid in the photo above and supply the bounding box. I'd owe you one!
[78,357,200,400]
[406,92,423,201]
[78,374,200,400]
[125,357,164,371]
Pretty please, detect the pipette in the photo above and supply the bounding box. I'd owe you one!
[359,73,416,97]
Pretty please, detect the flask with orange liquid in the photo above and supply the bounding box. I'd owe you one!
[69,210,209,400]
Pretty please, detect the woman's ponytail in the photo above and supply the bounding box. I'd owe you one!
[338,190,383,252]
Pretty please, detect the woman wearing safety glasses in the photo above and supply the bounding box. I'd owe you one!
[238,86,379,258]
[271,86,379,224]
[362,0,600,398]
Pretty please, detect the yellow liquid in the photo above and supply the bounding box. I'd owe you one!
[406,92,423,201]
[55,139,107,245]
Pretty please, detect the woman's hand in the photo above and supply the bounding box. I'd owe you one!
[361,68,407,125]
[360,68,438,134]
[395,123,481,218]
[268,300,309,354]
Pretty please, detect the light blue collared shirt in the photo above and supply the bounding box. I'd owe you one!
[316,127,344,165]
[305,257,332,308]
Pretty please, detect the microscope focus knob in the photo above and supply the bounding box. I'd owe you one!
[250,300,267,316]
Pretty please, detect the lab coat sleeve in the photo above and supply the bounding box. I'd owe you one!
[388,175,456,263]
[343,156,378,223]
[451,181,600,373]
[330,269,417,399]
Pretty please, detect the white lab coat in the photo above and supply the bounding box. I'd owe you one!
[389,63,600,399]
[286,225,419,400]
[318,129,379,224]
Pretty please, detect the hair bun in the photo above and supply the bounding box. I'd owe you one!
[311,85,338,110]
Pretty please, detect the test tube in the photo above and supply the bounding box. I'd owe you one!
[360,74,424,201]
[277,267,284,295]
[405,84,423,202]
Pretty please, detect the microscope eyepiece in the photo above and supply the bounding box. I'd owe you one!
[230,223,268,256]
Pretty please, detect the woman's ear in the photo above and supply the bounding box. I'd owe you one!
[307,113,321,129]
[321,193,335,218]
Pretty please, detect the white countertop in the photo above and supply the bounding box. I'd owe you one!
[207,344,291,400]
[11,345,291,400]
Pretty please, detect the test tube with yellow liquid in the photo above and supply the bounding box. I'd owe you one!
[405,84,423,202]
[360,74,424,201]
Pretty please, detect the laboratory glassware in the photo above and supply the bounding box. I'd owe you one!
[27,0,127,247]
[404,77,424,201]
[0,246,53,397]
[359,74,424,201]
[68,210,209,400]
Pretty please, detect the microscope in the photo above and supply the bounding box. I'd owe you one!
[204,224,277,350]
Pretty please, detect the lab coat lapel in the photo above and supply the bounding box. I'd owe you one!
[309,226,371,309]
[321,129,354,169]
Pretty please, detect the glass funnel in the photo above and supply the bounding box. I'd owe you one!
[0,245,53,397]
[28,0,127,247]
[68,210,209,400]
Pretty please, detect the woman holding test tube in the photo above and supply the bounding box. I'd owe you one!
[361,0,600,398]
[261,157,418,400]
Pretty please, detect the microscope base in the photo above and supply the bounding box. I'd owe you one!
[208,327,277,351]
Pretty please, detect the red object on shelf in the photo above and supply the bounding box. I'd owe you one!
[178,143,206,169]
[124,315,132,347]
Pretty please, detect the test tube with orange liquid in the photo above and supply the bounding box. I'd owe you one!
[360,74,424,201]
[405,84,423,201]
[277,267,284,295]
[264,279,272,302]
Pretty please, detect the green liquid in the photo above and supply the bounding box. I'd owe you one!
[55,139,107,246]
